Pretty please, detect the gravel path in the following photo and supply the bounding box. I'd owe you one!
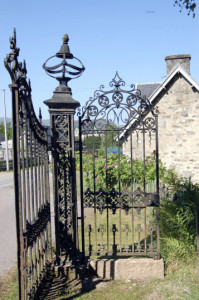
[0,171,17,277]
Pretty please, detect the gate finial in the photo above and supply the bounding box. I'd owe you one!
[43,33,85,91]
[56,33,72,59]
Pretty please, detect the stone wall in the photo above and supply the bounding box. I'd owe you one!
[123,73,199,183]
[122,111,156,160]
[157,74,199,183]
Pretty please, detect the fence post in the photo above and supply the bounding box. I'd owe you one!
[44,33,84,264]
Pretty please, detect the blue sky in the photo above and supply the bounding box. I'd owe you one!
[0,0,199,119]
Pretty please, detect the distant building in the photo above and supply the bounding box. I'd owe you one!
[0,139,13,160]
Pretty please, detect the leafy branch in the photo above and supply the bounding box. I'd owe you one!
[174,0,196,17]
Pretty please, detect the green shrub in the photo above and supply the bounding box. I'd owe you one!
[76,150,199,266]
[76,151,167,190]
[160,180,199,265]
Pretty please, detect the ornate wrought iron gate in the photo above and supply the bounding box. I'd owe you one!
[4,28,160,299]
[77,73,160,259]
[5,29,52,299]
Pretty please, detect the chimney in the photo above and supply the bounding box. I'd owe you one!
[165,54,191,75]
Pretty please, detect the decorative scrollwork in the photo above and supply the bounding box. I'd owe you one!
[107,188,119,214]
[58,155,73,236]
[132,187,145,206]
[120,191,131,214]
[82,187,156,213]
[88,105,98,117]
[109,72,125,88]
[123,224,131,252]
[96,188,106,214]
[95,118,107,130]
[144,117,155,130]
[138,98,151,116]
[55,115,69,128]
[135,223,143,252]
[78,71,156,130]
[83,188,94,207]
[112,92,123,108]
[25,204,50,248]
[82,118,94,132]
[126,94,137,107]
[55,115,70,153]
[152,105,159,116]
[98,95,109,108]
[4,28,48,142]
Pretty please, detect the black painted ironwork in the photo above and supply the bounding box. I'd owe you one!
[43,33,85,87]
[4,29,52,299]
[77,73,160,259]
[44,33,85,264]
[5,27,160,297]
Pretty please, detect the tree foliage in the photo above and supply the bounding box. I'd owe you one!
[174,0,196,17]
[0,122,12,140]
[83,124,121,153]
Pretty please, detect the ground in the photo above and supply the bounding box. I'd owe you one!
[0,172,16,277]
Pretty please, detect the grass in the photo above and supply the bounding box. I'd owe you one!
[2,259,199,299]
[76,171,158,256]
[78,206,157,257]
[58,260,199,300]
[0,268,18,300]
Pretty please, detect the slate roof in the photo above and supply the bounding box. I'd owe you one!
[136,83,161,99]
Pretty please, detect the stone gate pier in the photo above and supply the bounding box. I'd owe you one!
[89,258,164,281]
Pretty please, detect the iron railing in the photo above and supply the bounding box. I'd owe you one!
[4,29,52,299]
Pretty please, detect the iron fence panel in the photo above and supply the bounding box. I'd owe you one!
[4,29,52,300]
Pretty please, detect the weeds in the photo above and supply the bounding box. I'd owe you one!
[160,178,199,265]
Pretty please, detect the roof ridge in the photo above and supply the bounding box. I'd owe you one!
[136,82,162,85]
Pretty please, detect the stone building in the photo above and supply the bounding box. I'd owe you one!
[123,55,199,183]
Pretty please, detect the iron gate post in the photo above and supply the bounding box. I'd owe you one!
[43,34,85,264]
[44,85,80,263]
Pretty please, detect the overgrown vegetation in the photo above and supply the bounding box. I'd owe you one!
[160,178,199,265]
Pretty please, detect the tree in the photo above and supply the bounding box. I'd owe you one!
[174,0,196,17]
[83,135,101,151]
[82,123,121,153]
[0,122,12,140]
